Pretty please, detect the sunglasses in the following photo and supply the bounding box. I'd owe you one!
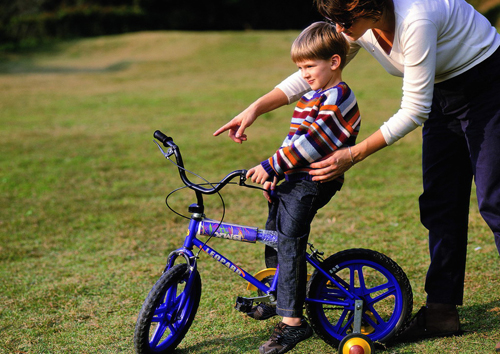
[324,16,354,30]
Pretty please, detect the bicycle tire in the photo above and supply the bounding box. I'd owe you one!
[305,248,412,347]
[134,263,202,354]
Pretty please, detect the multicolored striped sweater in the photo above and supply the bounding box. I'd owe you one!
[261,82,360,184]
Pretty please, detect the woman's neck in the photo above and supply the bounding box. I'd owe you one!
[375,0,395,34]
[373,1,395,52]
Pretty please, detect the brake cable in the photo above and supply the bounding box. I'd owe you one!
[163,154,268,259]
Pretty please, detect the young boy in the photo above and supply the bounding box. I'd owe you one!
[245,21,361,354]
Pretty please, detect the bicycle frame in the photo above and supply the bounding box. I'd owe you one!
[165,214,357,306]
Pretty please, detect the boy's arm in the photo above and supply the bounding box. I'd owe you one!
[213,88,289,144]
[247,165,278,203]
[246,164,271,185]
[268,89,360,175]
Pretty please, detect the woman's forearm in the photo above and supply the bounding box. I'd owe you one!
[309,129,389,182]
[351,129,388,164]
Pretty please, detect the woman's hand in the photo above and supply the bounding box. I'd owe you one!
[309,130,389,182]
[309,147,353,182]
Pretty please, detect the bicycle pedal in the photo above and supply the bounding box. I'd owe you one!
[234,296,254,313]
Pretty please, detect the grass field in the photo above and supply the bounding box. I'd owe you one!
[1,31,499,354]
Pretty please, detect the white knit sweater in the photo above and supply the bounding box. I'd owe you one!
[277,0,500,145]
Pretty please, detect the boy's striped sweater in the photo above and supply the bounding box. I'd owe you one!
[261,82,360,184]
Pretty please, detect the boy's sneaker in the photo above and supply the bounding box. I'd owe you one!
[247,303,277,320]
[259,320,313,354]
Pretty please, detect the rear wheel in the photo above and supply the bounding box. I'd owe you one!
[306,248,412,347]
[134,263,201,353]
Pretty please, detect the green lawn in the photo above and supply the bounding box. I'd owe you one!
[0,31,499,353]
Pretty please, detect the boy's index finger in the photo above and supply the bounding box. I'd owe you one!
[246,168,255,179]
[213,124,229,136]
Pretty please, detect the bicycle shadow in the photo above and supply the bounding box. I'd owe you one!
[165,300,500,353]
[176,332,267,354]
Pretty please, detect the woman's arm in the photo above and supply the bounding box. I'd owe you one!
[380,19,437,144]
[310,20,439,181]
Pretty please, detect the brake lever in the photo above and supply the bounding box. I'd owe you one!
[239,170,248,186]
[154,140,175,159]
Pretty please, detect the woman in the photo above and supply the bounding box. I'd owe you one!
[214,0,500,346]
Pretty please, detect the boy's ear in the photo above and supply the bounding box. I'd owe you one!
[330,54,341,70]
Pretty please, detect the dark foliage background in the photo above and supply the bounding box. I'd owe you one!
[0,0,498,47]
[0,0,321,46]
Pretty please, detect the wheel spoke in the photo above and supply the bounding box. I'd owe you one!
[363,306,387,330]
[356,265,388,296]
[349,265,358,290]
[356,267,398,306]
[152,290,182,321]
[165,284,180,307]
[152,303,176,322]
[355,264,366,291]
[150,320,169,347]
[175,287,190,319]
[320,286,346,299]
[152,303,168,320]
[334,308,352,335]
[369,284,397,304]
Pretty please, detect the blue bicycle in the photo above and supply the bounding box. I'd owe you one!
[133,130,413,354]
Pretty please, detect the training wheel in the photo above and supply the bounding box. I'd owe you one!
[338,333,375,354]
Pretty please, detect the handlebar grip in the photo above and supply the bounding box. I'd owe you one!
[154,130,173,146]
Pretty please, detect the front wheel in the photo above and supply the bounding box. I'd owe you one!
[305,248,412,348]
[134,263,202,354]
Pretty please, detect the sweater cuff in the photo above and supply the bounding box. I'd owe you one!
[261,159,278,180]
[380,111,421,146]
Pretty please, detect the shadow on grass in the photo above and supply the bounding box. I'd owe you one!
[176,332,267,354]
[0,38,131,74]
[0,60,131,74]
[379,299,500,352]
[460,299,500,332]
[171,300,500,353]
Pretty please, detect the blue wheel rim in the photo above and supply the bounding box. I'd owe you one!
[309,258,404,342]
[148,271,197,351]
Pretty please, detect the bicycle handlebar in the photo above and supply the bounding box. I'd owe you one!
[154,130,247,195]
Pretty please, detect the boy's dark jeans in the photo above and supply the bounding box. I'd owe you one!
[265,179,340,318]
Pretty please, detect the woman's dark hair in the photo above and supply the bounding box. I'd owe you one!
[314,0,390,24]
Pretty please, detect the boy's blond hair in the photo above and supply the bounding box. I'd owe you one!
[291,21,349,69]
